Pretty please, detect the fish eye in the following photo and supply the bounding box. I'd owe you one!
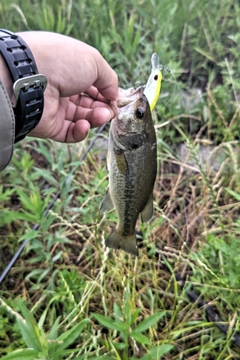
[135,108,145,119]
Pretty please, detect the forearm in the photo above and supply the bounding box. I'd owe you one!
[0,54,13,100]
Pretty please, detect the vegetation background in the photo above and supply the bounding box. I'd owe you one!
[0,0,240,359]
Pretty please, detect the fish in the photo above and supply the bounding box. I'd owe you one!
[100,86,157,256]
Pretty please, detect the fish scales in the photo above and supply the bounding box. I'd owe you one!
[109,133,156,237]
[100,86,157,256]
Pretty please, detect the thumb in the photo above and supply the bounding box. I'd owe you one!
[93,55,118,101]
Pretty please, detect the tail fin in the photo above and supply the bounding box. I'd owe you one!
[105,228,139,256]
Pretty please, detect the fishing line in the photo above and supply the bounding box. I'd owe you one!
[0,121,109,285]
[0,191,60,285]
[80,123,107,161]
[157,64,179,111]
[0,56,177,284]
[160,258,240,349]
[135,56,179,113]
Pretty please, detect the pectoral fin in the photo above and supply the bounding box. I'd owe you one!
[114,149,128,174]
[99,189,114,213]
[140,193,154,222]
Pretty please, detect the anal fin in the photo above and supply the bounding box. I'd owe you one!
[140,193,154,222]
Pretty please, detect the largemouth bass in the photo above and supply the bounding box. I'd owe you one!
[100,86,157,256]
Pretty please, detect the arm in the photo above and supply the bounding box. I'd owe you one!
[0,55,14,171]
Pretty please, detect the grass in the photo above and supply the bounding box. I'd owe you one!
[1,0,240,358]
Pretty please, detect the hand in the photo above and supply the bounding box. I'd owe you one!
[18,31,118,143]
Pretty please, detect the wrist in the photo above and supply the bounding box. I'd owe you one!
[0,29,47,142]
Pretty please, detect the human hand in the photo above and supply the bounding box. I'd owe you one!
[18,31,118,143]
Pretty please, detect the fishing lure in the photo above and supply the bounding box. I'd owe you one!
[144,53,170,111]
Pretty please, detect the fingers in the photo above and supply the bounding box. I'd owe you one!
[50,108,109,143]
[84,86,109,103]
[67,94,116,124]
[50,119,91,143]
[72,106,112,128]
[85,107,113,127]
[49,106,113,143]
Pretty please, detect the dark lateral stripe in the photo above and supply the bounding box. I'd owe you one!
[122,166,136,236]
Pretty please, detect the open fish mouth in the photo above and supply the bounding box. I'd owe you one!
[116,86,145,108]
[116,98,135,108]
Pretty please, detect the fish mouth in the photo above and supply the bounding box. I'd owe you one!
[116,86,144,108]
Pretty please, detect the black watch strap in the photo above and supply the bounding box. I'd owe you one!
[0,29,47,142]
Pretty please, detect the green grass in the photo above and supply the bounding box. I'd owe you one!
[1,0,240,359]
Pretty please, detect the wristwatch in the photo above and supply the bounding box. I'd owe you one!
[0,29,47,142]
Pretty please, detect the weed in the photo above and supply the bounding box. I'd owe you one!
[1,0,240,359]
